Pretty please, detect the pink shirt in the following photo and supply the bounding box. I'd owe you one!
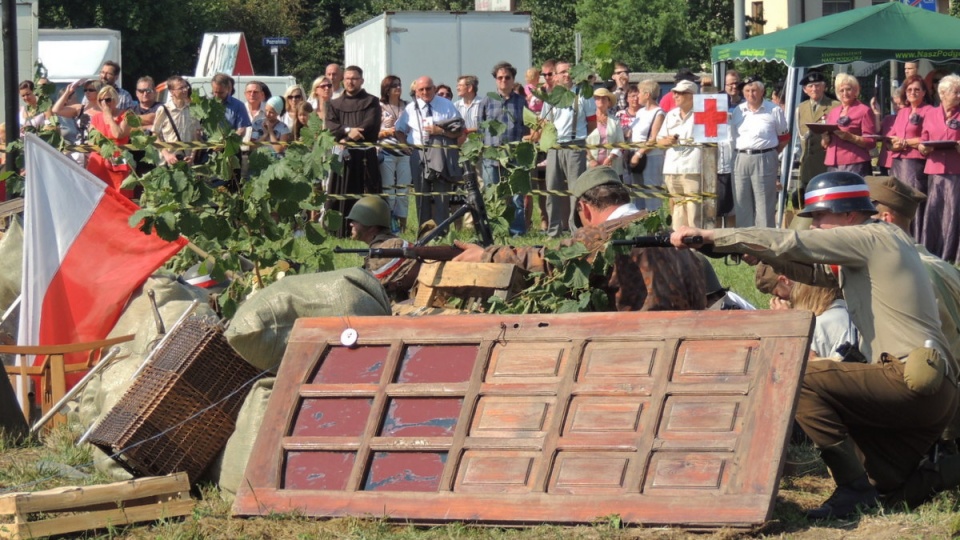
[921,105,960,175]
[659,92,676,113]
[824,100,876,166]
[890,103,932,160]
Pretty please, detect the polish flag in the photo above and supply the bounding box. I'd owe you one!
[16,133,186,397]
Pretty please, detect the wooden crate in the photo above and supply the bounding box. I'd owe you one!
[0,473,194,539]
[413,261,526,310]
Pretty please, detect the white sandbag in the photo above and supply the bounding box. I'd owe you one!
[209,377,274,501]
[225,268,391,372]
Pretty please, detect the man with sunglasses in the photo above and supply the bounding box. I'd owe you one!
[131,76,160,133]
[480,61,528,234]
[326,65,382,236]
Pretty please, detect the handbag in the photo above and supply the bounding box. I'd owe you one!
[629,152,647,174]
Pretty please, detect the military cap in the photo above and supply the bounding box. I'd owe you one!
[865,175,926,219]
[571,166,622,200]
[800,71,826,86]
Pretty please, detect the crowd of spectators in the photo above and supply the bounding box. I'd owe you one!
[9,57,960,257]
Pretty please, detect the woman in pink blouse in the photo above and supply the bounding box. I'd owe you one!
[888,75,933,240]
[919,74,960,263]
[821,73,877,177]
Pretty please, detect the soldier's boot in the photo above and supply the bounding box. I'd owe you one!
[806,438,879,520]
[885,451,960,508]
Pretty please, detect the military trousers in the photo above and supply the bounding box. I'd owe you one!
[795,357,958,492]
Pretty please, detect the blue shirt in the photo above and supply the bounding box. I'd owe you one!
[481,92,528,147]
[222,95,251,130]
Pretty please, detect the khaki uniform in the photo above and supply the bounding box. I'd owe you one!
[365,233,419,302]
[481,212,706,311]
[713,222,959,492]
[918,244,960,440]
[797,97,839,194]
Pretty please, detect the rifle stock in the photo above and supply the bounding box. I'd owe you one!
[333,245,464,261]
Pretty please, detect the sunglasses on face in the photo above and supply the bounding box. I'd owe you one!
[389,82,402,88]
[84,88,97,93]
[542,72,554,77]
[496,76,513,81]
[136,88,153,94]
[438,92,452,98]
[318,84,332,89]
[100,97,113,104]
[288,94,303,100]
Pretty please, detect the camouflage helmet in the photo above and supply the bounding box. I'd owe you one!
[346,196,391,228]
[798,171,876,217]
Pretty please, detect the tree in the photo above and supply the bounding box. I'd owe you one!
[518,0,577,65]
[575,0,693,72]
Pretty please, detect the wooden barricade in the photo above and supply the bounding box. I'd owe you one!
[0,473,194,539]
[1,335,135,425]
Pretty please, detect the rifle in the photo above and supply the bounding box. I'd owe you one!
[332,244,464,261]
[609,233,702,248]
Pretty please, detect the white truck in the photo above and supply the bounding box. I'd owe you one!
[0,0,39,124]
[344,11,532,95]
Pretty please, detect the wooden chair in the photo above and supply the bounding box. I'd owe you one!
[1,335,135,426]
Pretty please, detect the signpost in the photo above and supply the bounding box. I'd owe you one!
[262,37,291,76]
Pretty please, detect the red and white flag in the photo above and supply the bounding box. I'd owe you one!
[16,134,186,398]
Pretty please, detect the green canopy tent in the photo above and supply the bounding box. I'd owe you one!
[710,2,960,224]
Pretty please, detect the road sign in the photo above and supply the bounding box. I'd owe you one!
[900,0,937,12]
[262,37,291,47]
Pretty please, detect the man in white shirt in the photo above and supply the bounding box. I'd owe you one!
[729,77,789,227]
[539,61,597,237]
[395,76,464,224]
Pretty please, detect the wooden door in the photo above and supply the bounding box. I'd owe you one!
[234,310,812,528]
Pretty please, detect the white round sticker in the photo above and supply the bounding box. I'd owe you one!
[340,328,358,347]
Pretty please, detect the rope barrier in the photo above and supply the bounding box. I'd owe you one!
[5,137,717,155]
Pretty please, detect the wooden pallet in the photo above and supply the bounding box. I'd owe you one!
[0,473,195,539]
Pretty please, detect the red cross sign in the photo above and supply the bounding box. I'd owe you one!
[693,95,729,142]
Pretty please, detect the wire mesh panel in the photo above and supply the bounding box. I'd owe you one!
[234,311,813,528]
[88,317,262,481]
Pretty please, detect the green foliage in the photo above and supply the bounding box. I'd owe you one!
[129,96,336,319]
[518,0,577,65]
[487,213,666,314]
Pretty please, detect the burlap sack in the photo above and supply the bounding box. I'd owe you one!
[0,217,23,314]
[208,377,274,501]
[225,268,391,372]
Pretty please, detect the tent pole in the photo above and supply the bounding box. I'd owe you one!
[778,66,802,229]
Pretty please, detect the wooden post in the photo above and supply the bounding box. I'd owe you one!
[700,146,718,229]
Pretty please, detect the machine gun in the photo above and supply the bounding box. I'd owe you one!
[332,244,464,261]
[415,169,494,247]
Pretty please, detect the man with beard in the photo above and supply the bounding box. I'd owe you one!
[326,65,383,237]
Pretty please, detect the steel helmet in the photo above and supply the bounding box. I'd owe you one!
[346,196,391,228]
[798,171,876,217]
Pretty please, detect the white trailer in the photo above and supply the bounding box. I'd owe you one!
[38,28,122,85]
[344,11,532,96]
[0,0,39,124]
